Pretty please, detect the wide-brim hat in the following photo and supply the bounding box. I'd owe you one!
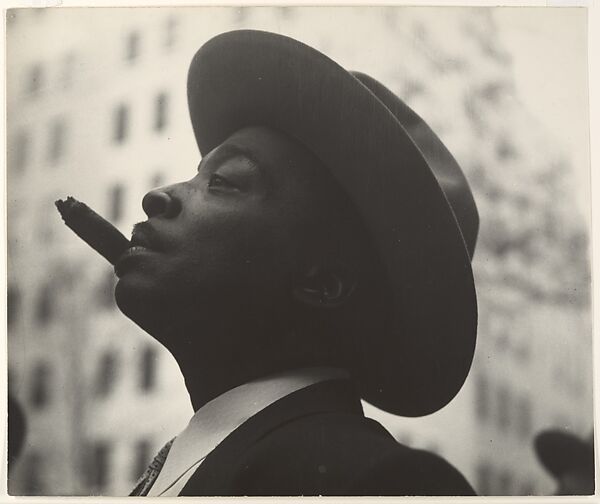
[535,430,595,478]
[187,30,478,417]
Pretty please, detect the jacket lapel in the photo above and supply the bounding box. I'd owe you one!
[180,378,363,496]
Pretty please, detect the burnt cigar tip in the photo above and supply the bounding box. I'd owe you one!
[55,196,78,217]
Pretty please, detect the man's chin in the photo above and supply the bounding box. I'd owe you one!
[114,274,165,331]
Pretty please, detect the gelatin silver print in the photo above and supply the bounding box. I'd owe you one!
[5,5,594,498]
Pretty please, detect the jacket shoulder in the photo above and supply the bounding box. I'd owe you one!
[351,441,477,496]
[232,412,476,496]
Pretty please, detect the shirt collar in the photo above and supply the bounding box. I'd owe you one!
[148,366,350,496]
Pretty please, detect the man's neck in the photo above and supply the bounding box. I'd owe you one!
[156,322,290,411]
[137,304,327,412]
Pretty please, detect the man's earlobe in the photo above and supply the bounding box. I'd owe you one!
[293,265,357,309]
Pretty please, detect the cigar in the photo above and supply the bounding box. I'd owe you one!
[55,196,130,265]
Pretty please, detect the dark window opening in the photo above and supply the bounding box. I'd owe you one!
[132,439,153,481]
[497,385,511,431]
[140,346,158,392]
[113,104,129,144]
[165,16,178,49]
[35,284,53,325]
[30,363,52,410]
[108,184,125,222]
[11,131,30,174]
[99,269,117,308]
[95,350,118,397]
[48,118,66,163]
[154,92,169,132]
[27,63,43,96]
[475,374,489,421]
[125,31,140,62]
[87,441,111,490]
[22,451,45,495]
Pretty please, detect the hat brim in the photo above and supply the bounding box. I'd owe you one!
[535,430,595,478]
[351,71,479,260]
[187,29,477,416]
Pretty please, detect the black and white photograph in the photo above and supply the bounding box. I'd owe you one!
[3,4,596,499]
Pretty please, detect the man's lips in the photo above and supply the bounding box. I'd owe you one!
[114,246,157,278]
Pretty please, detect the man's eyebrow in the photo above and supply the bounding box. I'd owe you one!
[201,143,263,171]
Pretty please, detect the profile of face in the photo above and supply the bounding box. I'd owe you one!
[115,126,364,367]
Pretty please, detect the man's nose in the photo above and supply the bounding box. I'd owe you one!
[142,188,182,219]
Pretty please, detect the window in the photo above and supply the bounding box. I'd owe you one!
[48,118,66,163]
[164,16,178,49]
[474,374,489,421]
[11,131,30,174]
[153,92,169,132]
[108,184,125,222]
[22,451,44,495]
[140,346,158,392]
[87,441,112,490]
[35,284,53,325]
[99,269,116,308]
[132,438,152,481]
[30,362,52,409]
[95,350,118,397]
[7,284,21,326]
[26,63,43,96]
[125,31,140,62]
[113,104,129,144]
[496,385,511,431]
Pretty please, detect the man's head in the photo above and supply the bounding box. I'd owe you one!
[112,30,478,416]
[115,126,383,377]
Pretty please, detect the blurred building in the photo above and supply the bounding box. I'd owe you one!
[6,7,592,496]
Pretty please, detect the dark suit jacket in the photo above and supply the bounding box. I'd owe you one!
[179,379,476,496]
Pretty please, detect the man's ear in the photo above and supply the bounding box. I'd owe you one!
[293,265,357,309]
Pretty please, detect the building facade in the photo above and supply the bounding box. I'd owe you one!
[6,7,592,496]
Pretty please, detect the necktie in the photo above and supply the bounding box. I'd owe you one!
[129,438,175,496]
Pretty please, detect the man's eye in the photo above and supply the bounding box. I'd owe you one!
[208,174,237,190]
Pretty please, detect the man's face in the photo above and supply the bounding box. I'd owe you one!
[115,126,330,337]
